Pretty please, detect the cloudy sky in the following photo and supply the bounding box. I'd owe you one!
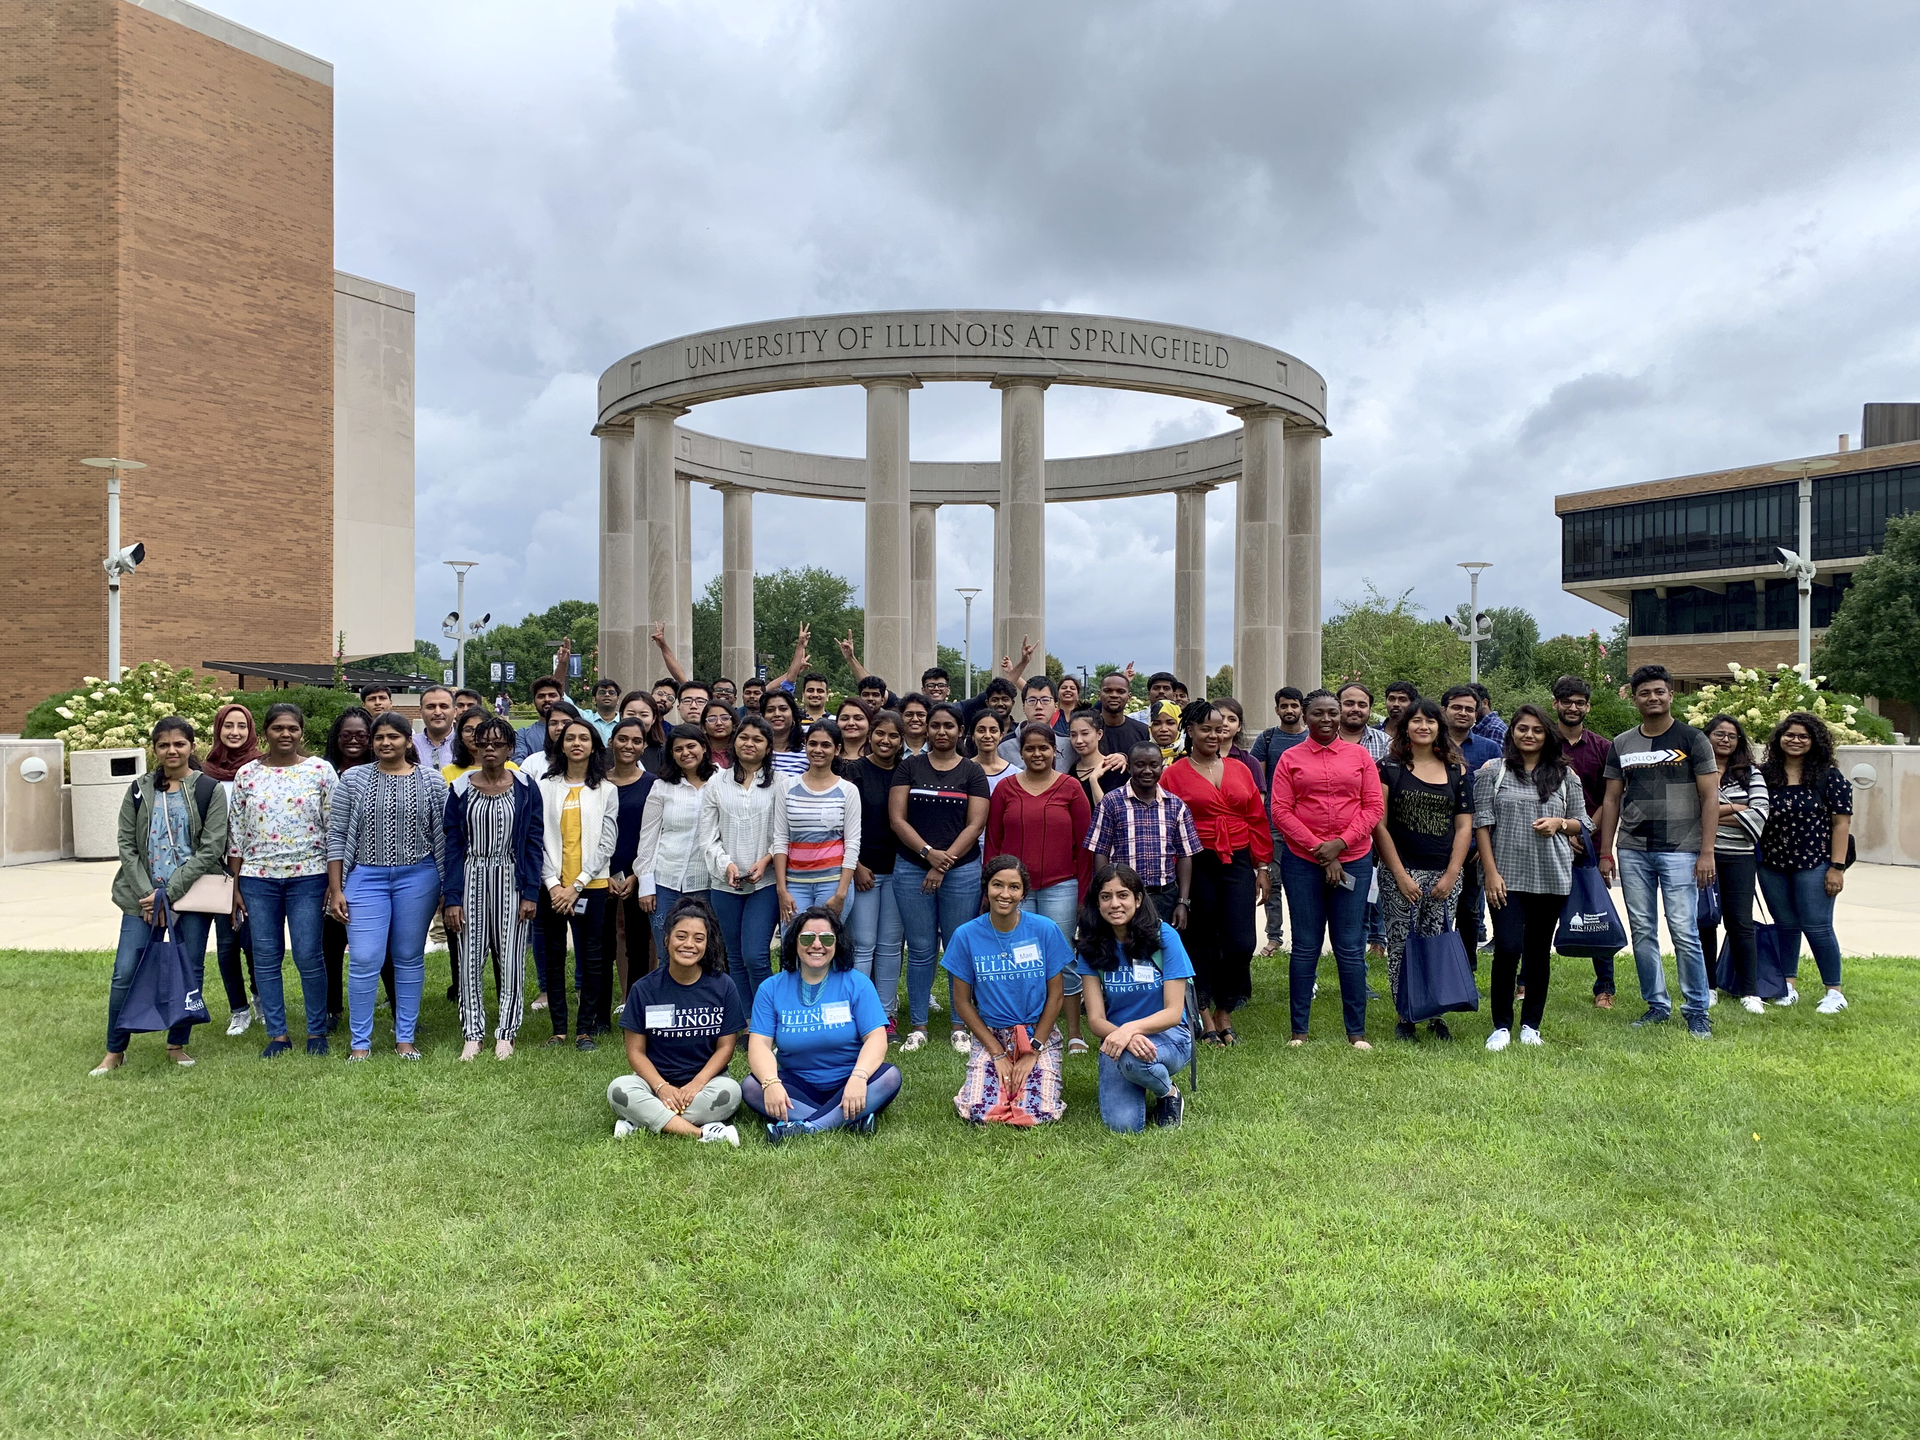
[230,0,1920,676]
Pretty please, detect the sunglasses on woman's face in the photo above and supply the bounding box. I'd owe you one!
[795,932,836,950]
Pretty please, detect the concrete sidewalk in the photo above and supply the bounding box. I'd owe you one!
[3,856,1914,957]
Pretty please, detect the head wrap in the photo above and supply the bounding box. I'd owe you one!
[1152,699,1184,761]
[201,703,260,781]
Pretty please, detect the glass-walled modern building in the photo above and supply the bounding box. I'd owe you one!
[1557,409,1920,696]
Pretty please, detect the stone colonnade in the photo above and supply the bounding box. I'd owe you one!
[598,381,1323,701]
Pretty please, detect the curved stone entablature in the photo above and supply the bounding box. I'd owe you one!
[598,308,1327,430]
[594,309,1326,720]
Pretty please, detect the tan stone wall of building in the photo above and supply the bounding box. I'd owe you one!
[0,0,333,730]
[1626,632,1810,686]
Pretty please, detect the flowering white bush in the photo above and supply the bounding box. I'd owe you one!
[51,662,230,757]
[1682,663,1885,746]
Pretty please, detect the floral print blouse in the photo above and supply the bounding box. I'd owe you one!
[230,757,338,878]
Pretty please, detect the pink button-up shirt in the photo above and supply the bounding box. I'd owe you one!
[1270,736,1385,864]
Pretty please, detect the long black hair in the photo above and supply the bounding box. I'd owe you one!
[323,705,374,771]
[760,690,803,752]
[546,711,608,788]
[1073,862,1162,971]
[1386,697,1463,769]
[1762,710,1836,787]
[778,905,852,973]
[448,706,488,768]
[964,707,1004,760]
[660,723,715,784]
[1501,703,1568,801]
[368,709,415,754]
[659,896,728,975]
[730,714,775,787]
[1701,712,1755,786]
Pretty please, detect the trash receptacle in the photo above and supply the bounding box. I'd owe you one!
[0,740,66,867]
[70,748,145,860]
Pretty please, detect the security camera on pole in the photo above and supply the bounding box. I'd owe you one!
[1772,457,1839,674]
[441,560,487,690]
[80,457,149,682]
[1445,561,1494,682]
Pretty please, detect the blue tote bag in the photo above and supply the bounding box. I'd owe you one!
[1696,879,1722,929]
[1556,840,1629,956]
[116,897,210,1035]
[1747,890,1794,1001]
[1395,893,1479,1023]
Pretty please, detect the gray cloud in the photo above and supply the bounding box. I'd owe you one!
[218,0,1920,674]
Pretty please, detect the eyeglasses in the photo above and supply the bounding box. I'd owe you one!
[795,932,837,950]
[475,739,509,750]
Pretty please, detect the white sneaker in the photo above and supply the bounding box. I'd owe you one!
[1518,1026,1543,1046]
[1740,995,1766,1015]
[950,1029,971,1055]
[612,1119,636,1139]
[1772,984,1799,1007]
[1816,990,1848,1015]
[899,1030,927,1052]
[1706,989,1718,1009]
[700,1123,740,1147]
[225,1005,254,1037]
[1485,1027,1511,1052]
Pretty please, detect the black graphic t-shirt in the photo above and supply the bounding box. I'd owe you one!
[619,967,745,1086]
[1380,760,1472,870]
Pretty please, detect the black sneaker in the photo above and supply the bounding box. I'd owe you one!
[574,1034,598,1052]
[326,1011,342,1034]
[1394,1021,1418,1042]
[260,1038,292,1059]
[1153,1091,1185,1127]
[305,1035,329,1057]
[1685,1014,1712,1040]
[1427,1018,1452,1041]
[1630,1007,1670,1028]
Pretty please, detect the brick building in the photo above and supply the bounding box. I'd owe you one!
[0,0,413,731]
[1557,405,1920,733]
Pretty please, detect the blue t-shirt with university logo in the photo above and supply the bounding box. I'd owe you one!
[940,911,1071,1029]
[1074,921,1195,1028]
[620,967,746,1086]
[749,967,887,1094]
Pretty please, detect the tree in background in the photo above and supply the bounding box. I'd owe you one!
[1816,512,1920,709]
[355,638,445,681]
[470,602,598,701]
[1322,584,1460,698]
[691,566,865,692]
[1454,604,1541,688]
[1206,664,1234,699]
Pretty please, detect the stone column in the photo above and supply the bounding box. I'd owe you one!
[910,501,939,687]
[1231,406,1286,713]
[596,427,635,689]
[1284,427,1324,692]
[719,484,756,684]
[630,405,686,680]
[995,378,1048,669]
[675,474,694,666]
[863,379,918,694]
[991,501,1009,672]
[1174,484,1211,695]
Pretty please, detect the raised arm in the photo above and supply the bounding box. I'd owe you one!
[648,623,689,685]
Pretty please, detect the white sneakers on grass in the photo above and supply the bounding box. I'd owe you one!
[1706,989,1718,1009]
[700,1123,740,1147]
[898,1030,927,1052]
[226,1006,254,1037]
[1741,995,1767,1015]
[613,1119,636,1139]
[1519,1026,1543,1046]
[950,1029,971,1055]
[1816,990,1848,1015]
[1485,1028,1511,1052]
[1772,984,1798,1007]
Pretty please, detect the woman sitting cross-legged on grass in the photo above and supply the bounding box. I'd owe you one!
[944,855,1071,1126]
[608,898,745,1147]
[1474,704,1587,1052]
[743,907,901,1144]
[1074,863,1195,1132]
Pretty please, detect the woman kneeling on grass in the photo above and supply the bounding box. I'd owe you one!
[743,907,900,1144]
[1075,863,1195,1132]
[944,855,1071,1126]
[608,898,745,1147]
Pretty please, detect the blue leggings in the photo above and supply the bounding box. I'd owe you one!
[344,860,441,1048]
[742,1064,902,1132]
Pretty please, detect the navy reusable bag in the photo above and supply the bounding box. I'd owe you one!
[1747,891,1793,1001]
[116,897,210,1035]
[1395,894,1480,1023]
[1556,840,1629,955]
[1696,879,1722,928]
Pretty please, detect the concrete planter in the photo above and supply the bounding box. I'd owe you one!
[69,749,146,860]
[0,740,66,867]
[1837,746,1920,868]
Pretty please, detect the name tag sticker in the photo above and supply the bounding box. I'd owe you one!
[1012,943,1042,968]
[644,1004,675,1029]
[1131,964,1158,984]
[820,1001,853,1025]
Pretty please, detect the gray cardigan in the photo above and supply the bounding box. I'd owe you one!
[326,763,448,882]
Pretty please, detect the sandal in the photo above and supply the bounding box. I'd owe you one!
[1066,1037,1089,1056]
[1218,1027,1238,1047]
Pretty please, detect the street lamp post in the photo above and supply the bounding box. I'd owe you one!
[80,458,149,682]
[442,560,483,690]
[1447,562,1494,682]
[1773,458,1839,674]
[956,587,982,698]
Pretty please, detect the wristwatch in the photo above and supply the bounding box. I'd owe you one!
[918,844,932,861]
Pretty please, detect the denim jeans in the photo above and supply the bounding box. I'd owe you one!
[708,883,780,1012]
[1022,879,1083,997]
[239,872,330,1039]
[1757,863,1843,987]
[106,908,213,1053]
[648,885,710,958]
[894,856,982,1028]
[784,876,845,917]
[1096,1024,1194,1133]
[846,870,905,1015]
[212,909,255,1012]
[1281,848,1373,1037]
[344,860,441,1048]
[1616,848,1709,1021]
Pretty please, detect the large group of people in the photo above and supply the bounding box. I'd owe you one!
[92,633,1859,1143]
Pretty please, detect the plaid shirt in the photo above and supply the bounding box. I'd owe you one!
[1085,785,1203,889]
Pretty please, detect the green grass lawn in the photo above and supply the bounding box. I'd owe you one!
[3,946,1917,1439]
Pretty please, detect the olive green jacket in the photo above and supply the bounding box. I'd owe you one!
[109,770,230,917]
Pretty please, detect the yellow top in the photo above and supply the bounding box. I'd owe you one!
[559,784,608,891]
[441,761,519,783]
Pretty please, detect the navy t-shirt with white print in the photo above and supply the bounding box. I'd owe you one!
[619,967,745,1086]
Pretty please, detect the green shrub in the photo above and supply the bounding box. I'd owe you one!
[229,686,368,755]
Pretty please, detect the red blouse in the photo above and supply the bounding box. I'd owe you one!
[1160,756,1275,865]
[986,772,1094,897]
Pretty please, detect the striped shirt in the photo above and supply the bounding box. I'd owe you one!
[1085,785,1203,890]
[771,774,862,881]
